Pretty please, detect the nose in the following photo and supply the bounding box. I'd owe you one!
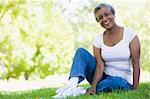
[102,15,107,22]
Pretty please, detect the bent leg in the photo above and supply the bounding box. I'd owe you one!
[69,47,96,84]
[96,76,132,93]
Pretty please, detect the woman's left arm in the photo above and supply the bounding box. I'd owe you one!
[129,36,141,90]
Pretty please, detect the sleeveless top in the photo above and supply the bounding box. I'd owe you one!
[93,27,136,85]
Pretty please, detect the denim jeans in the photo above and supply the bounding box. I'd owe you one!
[69,48,132,93]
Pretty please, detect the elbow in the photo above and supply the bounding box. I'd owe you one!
[132,63,140,69]
[132,59,140,69]
[98,65,104,72]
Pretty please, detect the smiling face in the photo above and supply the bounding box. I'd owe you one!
[95,7,116,30]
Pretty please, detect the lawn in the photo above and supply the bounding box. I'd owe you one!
[0,82,150,99]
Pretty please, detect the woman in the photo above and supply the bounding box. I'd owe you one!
[54,3,140,98]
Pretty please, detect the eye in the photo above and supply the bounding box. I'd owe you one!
[105,13,109,16]
[104,13,111,17]
[97,16,103,21]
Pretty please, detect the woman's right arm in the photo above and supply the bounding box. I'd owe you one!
[86,45,105,94]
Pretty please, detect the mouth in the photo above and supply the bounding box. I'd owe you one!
[103,20,110,26]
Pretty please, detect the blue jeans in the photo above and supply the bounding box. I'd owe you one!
[69,48,132,93]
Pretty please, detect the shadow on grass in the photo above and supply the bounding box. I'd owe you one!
[0,82,150,99]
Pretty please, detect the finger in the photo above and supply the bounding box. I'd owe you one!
[86,91,92,94]
[86,89,90,93]
[86,92,93,95]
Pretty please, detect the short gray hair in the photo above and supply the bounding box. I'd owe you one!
[94,3,115,22]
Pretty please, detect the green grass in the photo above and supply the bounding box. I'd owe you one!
[0,82,150,99]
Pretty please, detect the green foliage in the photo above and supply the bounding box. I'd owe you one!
[116,1,150,71]
[0,0,74,80]
[0,0,149,80]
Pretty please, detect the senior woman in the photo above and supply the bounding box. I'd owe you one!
[54,3,140,98]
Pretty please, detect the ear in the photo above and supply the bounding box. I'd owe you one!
[113,15,115,18]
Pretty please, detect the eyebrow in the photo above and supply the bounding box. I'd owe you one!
[97,11,110,17]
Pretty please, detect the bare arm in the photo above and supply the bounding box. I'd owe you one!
[129,36,141,89]
[86,45,104,94]
[92,45,105,87]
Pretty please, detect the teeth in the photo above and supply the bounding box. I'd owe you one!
[105,21,109,25]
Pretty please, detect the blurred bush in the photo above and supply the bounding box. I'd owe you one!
[0,0,149,80]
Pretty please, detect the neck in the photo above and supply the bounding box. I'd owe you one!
[106,24,120,34]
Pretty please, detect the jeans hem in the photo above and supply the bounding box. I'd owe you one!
[69,74,86,83]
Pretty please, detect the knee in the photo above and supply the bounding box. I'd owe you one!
[75,47,91,59]
[77,47,86,53]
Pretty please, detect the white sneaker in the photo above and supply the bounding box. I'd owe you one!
[72,87,86,96]
[53,87,86,98]
[55,85,73,94]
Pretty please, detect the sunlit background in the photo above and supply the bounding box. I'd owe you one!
[0,0,149,86]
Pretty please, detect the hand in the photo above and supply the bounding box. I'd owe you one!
[132,85,137,90]
[86,86,96,95]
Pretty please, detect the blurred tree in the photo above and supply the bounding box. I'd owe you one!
[0,0,74,80]
[56,0,150,71]
[0,0,149,80]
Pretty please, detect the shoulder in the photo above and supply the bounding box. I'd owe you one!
[93,33,103,48]
[124,27,137,42]
[125,27,137,36]
[94,33,103,40]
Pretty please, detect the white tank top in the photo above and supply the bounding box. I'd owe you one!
[93,27,137,85]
